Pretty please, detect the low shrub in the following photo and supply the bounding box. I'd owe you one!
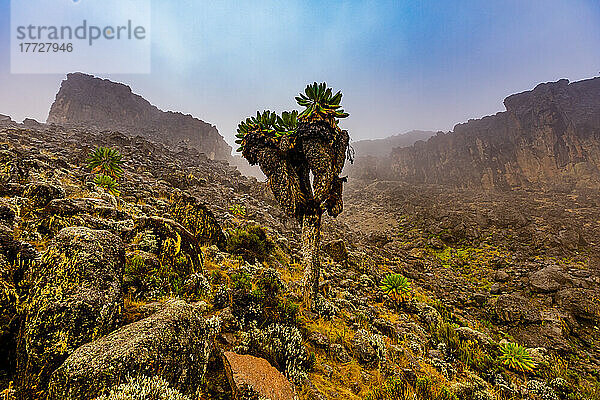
[365,377,413,400]
[94,375,190,400]
[226,225,275,263]
[236,322,314,384]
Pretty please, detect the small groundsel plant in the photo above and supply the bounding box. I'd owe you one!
[86,146,124,178]
[94,375,190,400]
[499,341,536,372]
[380,273,412,303]
[229,203,246,218]
[93,174,120,196]
[87,146,124,196]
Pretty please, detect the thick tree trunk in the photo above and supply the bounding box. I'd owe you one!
[301,210,322,308]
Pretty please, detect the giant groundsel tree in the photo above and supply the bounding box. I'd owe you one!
[236,83,351,307]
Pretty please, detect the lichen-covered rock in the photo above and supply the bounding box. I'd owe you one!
[352,329,386,365]
[48,300,217,400]
[44,197,124,219]
[23,183,65,208]
[0,199,16,226]
[168,192,226,249]
[0,224,38,284]
[222,352,298,400]
[0,254,19,382]
[455,327,495,349]
[95,375,191,400]
[20,226,124,392]
[0,149,28,188]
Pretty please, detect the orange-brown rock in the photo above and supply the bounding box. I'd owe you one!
[222,351,298,400]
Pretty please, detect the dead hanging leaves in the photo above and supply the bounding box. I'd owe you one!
[235,82,351,220]
[246,120,350,221]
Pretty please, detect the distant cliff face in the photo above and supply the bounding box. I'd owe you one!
[390,78,600,189]
[345,130,435,179]
[47,73,231,160]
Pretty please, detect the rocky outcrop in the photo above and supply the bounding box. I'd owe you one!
[222,351,298,400]
[47,73,232,160]
[390,78,600,189]
[49,300,216,400]
[0,114,15,127]
[494,294,541,324]
[20,227,124,393]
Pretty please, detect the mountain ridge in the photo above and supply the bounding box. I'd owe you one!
[388,77,600,189]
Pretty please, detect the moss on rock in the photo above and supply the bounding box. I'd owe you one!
[19,226,124,394]
[48,300,218,400]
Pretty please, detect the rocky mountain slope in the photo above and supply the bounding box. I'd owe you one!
[47,73,232,160]
[1,76,599,400]
[390,78,600,189]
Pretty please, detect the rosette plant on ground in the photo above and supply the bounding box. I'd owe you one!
[235,82,351,307]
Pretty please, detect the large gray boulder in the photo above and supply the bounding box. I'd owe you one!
[48,300,217,400]
[19,226,124,393]
[528,265,570,293]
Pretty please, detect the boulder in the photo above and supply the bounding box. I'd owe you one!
[0,149,28,187]
[494,294,541,324]
[44,197,123,219]
[23,182,65,208]
[555,288,600,322]
[0,254,19,380]
[0,224,38,267]
[49,300,217,399]
[493,270,510,282]
[330,344,351,363]
[222,351,298,400]
[323,240,348,263]
[0,199,16,226]
[308,331,330,349]
[20,227,124,392]
[528,265,570,293]
[352,329,384,365]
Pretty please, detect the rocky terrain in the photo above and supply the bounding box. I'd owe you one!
[388,78,600,190]
[47,73,232,161]
[0,75,599,400]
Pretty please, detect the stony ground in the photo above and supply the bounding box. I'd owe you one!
[0,122,599,400]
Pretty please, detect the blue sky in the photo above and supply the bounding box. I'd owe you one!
[1,0,599,148]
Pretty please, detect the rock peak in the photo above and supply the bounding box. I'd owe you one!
[47,73,231,160]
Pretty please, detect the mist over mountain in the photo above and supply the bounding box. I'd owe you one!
[388,78,600,190]
[351,130,435,158]
[2,74,600,399]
